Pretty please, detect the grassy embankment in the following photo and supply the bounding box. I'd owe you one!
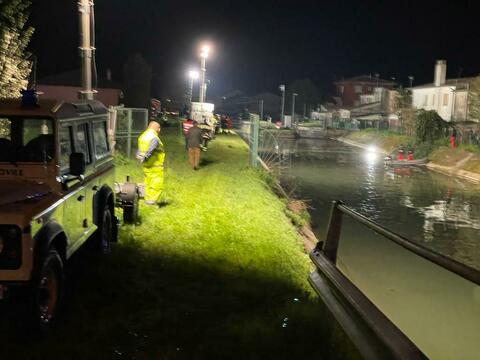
[345,129,480,174]
[2,126,357,359]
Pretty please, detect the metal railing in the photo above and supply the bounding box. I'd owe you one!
[322,200,480,286]
[309,200,480,359]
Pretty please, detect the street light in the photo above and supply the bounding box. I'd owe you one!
[187,70,199,108]
[292,93,298,128]
[279,84,285,126]
[408,76,415,89]
[199,44,211,103]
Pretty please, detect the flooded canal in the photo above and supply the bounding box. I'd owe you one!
[283,138,480,360]
[285,138,480,269]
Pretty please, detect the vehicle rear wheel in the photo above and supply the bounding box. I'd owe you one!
[31,248,64,334]
[97,205,116,254]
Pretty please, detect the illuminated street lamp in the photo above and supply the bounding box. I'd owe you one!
[279,84,285,126]
[199,44,210,103]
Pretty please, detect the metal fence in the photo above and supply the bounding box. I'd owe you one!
[113,107,149,158]
[235,114,291,176]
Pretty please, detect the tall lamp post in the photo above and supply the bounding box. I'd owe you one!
[199,45,210,103]
[292,93,298,127]
[279,84,285,126]
[78,0,95,100]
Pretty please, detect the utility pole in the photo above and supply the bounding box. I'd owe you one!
[78,0,95,100]
[279,84,285,125]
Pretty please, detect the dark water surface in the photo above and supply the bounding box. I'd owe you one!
[286,138,480,270]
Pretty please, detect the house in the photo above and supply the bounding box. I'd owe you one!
[334,75,396,108]
[411,60,473,122]
[36,69,123,107]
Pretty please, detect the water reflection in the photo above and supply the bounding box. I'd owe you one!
[283,138,480,270]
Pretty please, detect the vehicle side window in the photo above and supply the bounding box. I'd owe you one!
[0,118,11,140]
[75,123,92,165]
[59,126,73,172]
[93,121,109,159]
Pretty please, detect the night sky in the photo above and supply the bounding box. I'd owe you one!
[28,0,480,98]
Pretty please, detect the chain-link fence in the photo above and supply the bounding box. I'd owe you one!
[113,107,149,158]
[235,114,292,176]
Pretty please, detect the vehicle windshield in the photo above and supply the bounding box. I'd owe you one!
[0,117,54,163]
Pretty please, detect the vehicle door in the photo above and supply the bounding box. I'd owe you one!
[59,122,89,253]
[89,117,114,215]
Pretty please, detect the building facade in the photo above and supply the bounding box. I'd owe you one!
[334,75,396,108]
[411,60,472,122]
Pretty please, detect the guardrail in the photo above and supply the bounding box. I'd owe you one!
[309,200,480,359]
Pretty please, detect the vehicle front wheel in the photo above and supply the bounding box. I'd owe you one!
[31,248,64,334]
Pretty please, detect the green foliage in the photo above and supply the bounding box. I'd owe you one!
[468,76,480,122]
[414,110,450,144]
[287,78,321,115]
[123,53,152,108]
[0,0,34,98]
[458,143,480,153]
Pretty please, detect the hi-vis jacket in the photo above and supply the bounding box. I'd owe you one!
[136,128,165,167]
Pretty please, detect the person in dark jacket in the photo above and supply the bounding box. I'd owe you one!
[186,121,204,170]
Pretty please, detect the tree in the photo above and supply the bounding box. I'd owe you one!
[123,53,152,108]
[415,110,450,144]
[0,0,34,98]
[395,87,415,135]
[467,76,480,122]
[287,79,321,118]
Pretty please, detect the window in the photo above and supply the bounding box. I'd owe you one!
[0,118,53,163]
[75,123,91,164]
[443,94,449,106]
[59,126,73,172]
[23,118,53,145]
[93,121,109,159]
[354,85,363,94]
[0,119,11,140]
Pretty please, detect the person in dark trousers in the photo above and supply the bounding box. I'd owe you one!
[186,121,204,170]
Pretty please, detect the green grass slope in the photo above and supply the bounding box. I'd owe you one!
[1,128,357,359]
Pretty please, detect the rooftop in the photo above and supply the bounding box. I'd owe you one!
[335,75,396,86]
[38,69,122,89]
[412,77,476,90]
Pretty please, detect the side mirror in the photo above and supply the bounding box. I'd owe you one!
[70,152,85,176]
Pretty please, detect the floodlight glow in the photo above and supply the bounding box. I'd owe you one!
[200,44,211,58]
[367,145,377,153]
[189,70,199,80]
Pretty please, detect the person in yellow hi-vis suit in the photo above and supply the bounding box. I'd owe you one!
[136,121,165,205]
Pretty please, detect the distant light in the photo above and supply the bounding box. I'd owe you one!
[188,70,199,80]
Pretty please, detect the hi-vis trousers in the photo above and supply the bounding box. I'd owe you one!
[143,165,164,202]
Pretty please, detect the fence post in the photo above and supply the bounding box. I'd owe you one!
[323,200,344,262]
[127,109,133,158]
[250,114,259,167]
